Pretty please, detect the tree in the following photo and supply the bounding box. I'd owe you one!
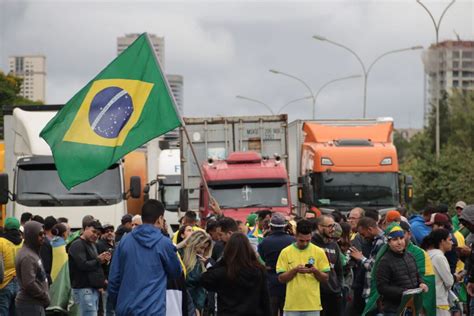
[0,71,43,138]
[399,90,474,211]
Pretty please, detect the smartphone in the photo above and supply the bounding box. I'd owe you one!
[305,263,313,268]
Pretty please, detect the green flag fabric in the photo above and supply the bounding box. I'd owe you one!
[40,33,181,189]
[362,242,437,316]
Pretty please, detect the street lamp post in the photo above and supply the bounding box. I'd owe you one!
[313,35,423,118]
[416,0,456,159]
[235,95,275,115]
[277,96,312,114]
[269,69,316,118]
[312,75,362,115]
[269,69,316,119]
[273,74,361,118]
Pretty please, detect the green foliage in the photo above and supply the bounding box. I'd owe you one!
[398,90,474,211]
[393,130,410,164]
[0,71,43,138]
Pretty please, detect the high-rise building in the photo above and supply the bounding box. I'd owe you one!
[117,33,165,69]
[422,40,474,125]
[8,55,46,102]
[166,74,183,115]
[117,33,184,115]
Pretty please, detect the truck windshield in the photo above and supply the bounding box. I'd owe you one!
[162,185,180,211]
[16,164,122,207]
[209,182,288,209]
[312,172,398,207]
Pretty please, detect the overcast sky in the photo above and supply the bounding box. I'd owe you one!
[1,0,472,128]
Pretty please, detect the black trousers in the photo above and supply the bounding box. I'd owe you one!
[16,303,45,316]
[321,292,342,316]
[270,295,285,316]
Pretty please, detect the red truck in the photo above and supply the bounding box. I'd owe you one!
[179,115,291,223]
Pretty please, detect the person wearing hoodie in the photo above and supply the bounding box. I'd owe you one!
[0,217,23,315]
[409,204,436,245]
[200,232,271,316]
[312,215,343,316]
[68,219,110,316]
[14,220,50,315]
[107,199,182,316]
[426,228,454,315]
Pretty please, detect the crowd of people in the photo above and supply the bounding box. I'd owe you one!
[0,200,474,316]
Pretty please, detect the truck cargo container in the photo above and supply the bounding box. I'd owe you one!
[180,115,291,222]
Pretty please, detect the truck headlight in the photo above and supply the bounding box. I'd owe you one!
[321,158,333,166]
[380,157,392,165]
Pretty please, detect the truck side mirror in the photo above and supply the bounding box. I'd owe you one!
[143,184,150,194]
[404,175,413,204]
[129,176,141,199]
[0,174,9,205]
[179,189,189,212]
[297,175,313,205]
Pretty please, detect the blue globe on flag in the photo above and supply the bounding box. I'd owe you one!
[88,86,134,138]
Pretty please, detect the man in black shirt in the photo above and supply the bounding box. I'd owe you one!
[258,212,295,316]
[68,219,110,316]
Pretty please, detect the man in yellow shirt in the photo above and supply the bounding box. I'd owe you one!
[277,219,330,315]
[0,217,23,315]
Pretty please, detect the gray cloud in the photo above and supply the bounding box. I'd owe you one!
[1,0,472,128]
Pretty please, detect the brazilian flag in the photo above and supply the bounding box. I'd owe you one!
[362,224,436,316]
[40,33,182,189]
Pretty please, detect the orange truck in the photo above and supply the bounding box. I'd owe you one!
[289,118,413,215]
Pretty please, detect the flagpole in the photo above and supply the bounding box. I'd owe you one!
[144,33,222,217]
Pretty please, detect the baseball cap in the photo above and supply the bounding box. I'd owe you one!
[456,201,466,209]
[246,213,258,227]
[399,220,411,232]
[4,217,20,230]
[270,213,287,227]
[121,214,133,224]
[385,210,401,223]
[460,205,474,224]
[425,213,449,226]
[386,224,404,240]
[102,223,115,232]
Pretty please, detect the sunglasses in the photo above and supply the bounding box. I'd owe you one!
[322,224,336,229]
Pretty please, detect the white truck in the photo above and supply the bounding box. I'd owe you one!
[0,106,141,228]
[144,146,181,231]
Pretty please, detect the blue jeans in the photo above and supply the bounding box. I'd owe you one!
[73,288,99,316]
[0,278,18,316]
[284,312,320,316]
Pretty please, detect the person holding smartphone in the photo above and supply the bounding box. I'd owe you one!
[276,219,330,316]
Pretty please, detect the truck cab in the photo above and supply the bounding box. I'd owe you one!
[299,120,411,214]
[200,151,291,222]
[0,106,140,228]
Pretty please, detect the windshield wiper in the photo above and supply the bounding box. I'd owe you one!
[218,205,239,209]
[67,192,109,205]
[362,201,394,207]
[242,203,266,208]
[21,192,63,205]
